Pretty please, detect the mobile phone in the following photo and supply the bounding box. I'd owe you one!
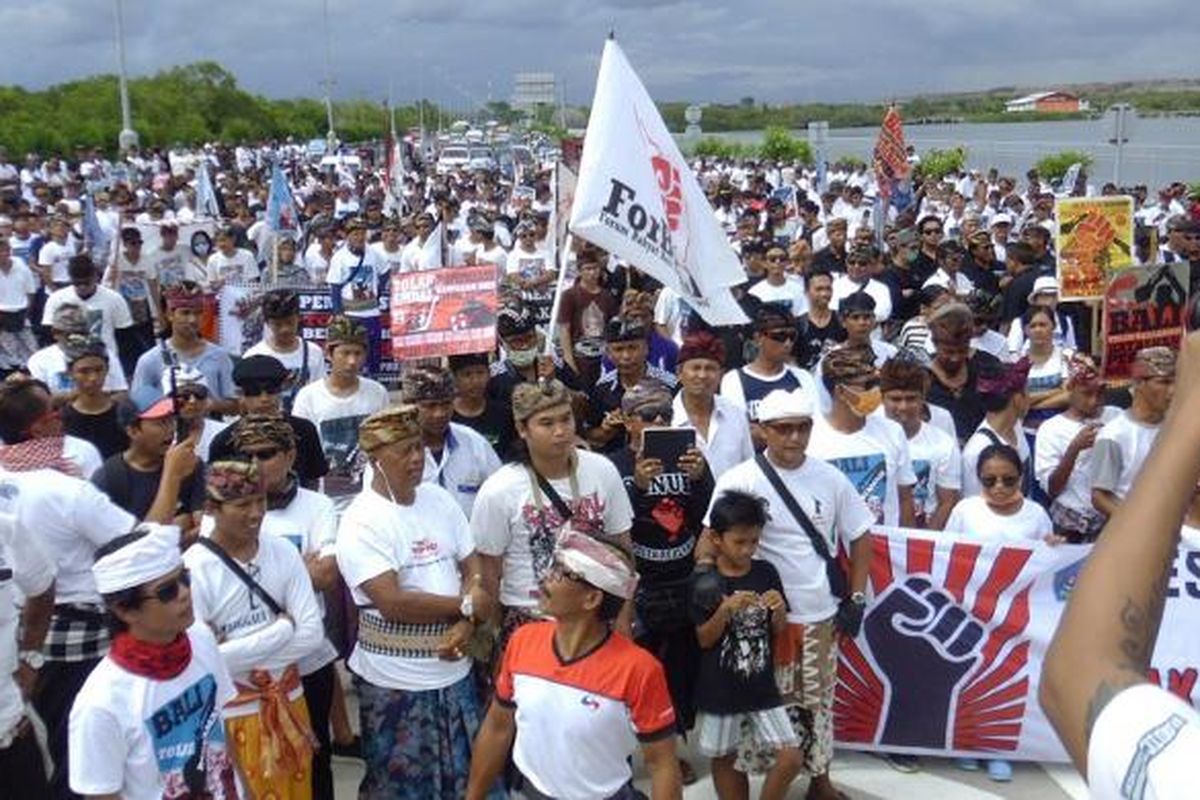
[642,427,695,472]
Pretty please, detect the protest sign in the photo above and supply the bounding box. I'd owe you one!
[833,527,1200,761]
[1055,195,1135,300]
[389,264,498,360]
[1100,263,1188,379]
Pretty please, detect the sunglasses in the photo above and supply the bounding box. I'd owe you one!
[632,405,672,422]
[246,447,283,462]
[765,421,812,437]
[142,568,191,604]
[177,389,208,402]
[547,561,586,584]
[763,329,796,343]
[239,382,280,398]
[922,229,942,235]
[980,475,1020,489]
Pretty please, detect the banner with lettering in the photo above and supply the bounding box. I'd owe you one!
[1100,263,1188,380]
[215,281,399,383]
[1055,195,1135,300]
[388,264,498,360]
[834,527,1200,762]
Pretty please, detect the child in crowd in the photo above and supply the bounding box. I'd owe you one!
[691,489,802,800]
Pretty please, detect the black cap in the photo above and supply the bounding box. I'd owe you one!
[605,318,648,343]
[752,304,795,332]
[233,355,289,390]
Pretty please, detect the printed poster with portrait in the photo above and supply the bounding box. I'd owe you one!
[389,264,498,360]
[1054,195,1135,301]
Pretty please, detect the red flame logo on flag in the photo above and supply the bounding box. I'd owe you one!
[651,155,683,232]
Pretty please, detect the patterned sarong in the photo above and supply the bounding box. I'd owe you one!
[355,673,504,800]
[226,666,315,800]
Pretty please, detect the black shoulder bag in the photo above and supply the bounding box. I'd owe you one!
[755,453,848,600]
[196,538,285,615]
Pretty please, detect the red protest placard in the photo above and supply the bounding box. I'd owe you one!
[389,264,498,361]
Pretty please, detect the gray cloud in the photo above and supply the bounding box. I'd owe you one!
[1,0,1195,108]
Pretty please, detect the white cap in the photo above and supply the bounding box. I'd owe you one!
[1028,276,1060,302]
[990,213,1013,227]
[757,389,814,422]
[161,364,208,394]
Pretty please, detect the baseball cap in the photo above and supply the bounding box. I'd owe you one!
[117,386,175,427]
[1028,276,1060,303]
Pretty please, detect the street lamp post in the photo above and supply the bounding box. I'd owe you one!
[114,0,138,153]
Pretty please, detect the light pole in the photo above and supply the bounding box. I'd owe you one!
[321,0,337,150]
[113,0,138,153]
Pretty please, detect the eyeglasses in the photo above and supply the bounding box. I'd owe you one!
[633,405,672,422]
[245,447,283,462]
[141,568,191,604]
[980,474,1020,489]
[763,329,796,343]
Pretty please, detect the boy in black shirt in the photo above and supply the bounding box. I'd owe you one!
[691,489,802,800]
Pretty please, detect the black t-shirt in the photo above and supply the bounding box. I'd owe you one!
[61,404,129,460]
[92,453,206,520]
[207,414,328,484]
[793,313,846,371]
[609,448,715,586]
[1002,264,1054,323]
[690,559,787,714]
[453,402,508,458]
[810,246,845,274]
[926,350,1001,443]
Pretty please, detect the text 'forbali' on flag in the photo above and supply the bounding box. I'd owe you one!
[569,36,748,326]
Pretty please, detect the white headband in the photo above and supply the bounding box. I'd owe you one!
[556,528,638,600]
[93,523,182,595]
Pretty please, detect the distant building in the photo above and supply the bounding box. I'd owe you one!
[1005,91,1090,113]
[512,72,557,111]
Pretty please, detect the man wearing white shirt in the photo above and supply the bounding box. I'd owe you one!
[671,332,753,478]
[336,407,499,799]
[401,364,501,518]
[204,227,259,287]
[184,460,323,800]
[705,388,873,800]
[325,218,388,375]
[36,217,76,289]
[830,245,892,324]
[41,255,134,387]
[922,240,975,297]
[749,245,808,317]
[0,238,38,374]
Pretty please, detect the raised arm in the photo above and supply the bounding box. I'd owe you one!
[1041,333,1200,773]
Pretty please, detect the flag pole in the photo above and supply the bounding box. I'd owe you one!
[543,160,568,357]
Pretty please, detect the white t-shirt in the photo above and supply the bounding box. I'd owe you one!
[0,506,55,739]
[719,363,819,422]
[0,468,134,605]
[182,534,324,715]
[471,450,635,609]
[749,277,809,317]
[326,245,388,317]
[302,244,334,283]
[68,625,239,800]
[61,434,103,480]
[422,423,504,518]
[27,341,129,393]
[807,414,917,526]
[830,275,893,322]
[707,454,874,623]
[42,285,133,385]
[961,421,1031,499]
[336,484,474,691]
[1087,683,1200,800]
[198,487,339,675]
[0,258,37,310]
[905,421,963,520]
[1091,410,1161,502]
[243,338,328,388]
[944,496,1051,542]
[1034,407,1121,514]
[37,239,76,285]
[369,241,407,278]
[670,393,755,479]
[292,378,389,504]
[205,248,259,284]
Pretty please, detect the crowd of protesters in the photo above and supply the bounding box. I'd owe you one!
[1,138,1199,800]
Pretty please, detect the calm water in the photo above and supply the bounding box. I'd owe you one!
[697,117,1200,187]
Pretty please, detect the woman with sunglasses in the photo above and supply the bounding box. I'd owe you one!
[945,444,1054,783]
[69,523,241,799]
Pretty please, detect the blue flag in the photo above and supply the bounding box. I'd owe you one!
[266,164,299,234]
[196,161,221,219]
[82,193,110,263]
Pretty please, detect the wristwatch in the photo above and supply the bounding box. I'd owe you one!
[459,593,475,621]
[849,591,867,607]
[18,650,45,670]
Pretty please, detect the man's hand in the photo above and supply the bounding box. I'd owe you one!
[761,589,787,613]
[677,448,707,482]
[633,455,664,491]
[722,591,758,615]
[162,428,201,482]
[14,663,38,700]
[1069,422,1101,455]
[438,619,474,661]
[536,355,556,381]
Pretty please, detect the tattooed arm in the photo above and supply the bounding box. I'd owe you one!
[1040,333,1200,774]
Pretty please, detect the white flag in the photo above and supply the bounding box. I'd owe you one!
[570,38,748,325]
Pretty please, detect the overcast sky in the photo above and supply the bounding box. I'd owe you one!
[2,0,1196,108]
